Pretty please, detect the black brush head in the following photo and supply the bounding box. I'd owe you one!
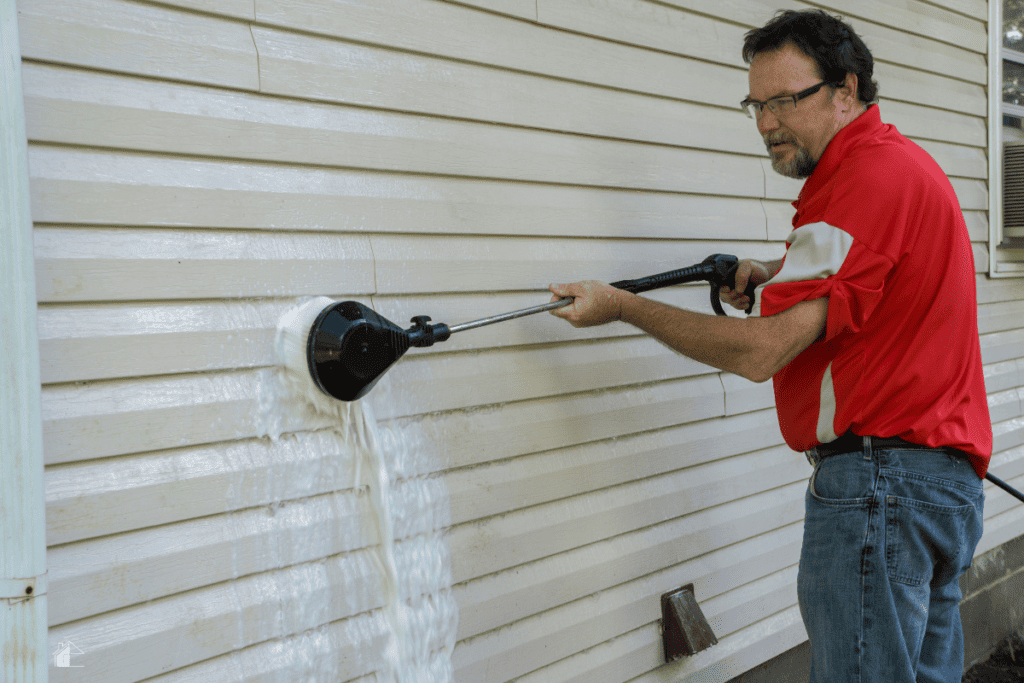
[307,301,411,401]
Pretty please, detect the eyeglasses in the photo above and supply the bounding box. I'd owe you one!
[740,80,831,119]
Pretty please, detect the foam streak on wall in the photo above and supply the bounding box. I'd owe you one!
[250,299,458,682]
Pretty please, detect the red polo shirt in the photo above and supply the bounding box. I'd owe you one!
[755,105,992,478]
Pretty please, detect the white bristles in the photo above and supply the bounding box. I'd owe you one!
[276,296,336,383]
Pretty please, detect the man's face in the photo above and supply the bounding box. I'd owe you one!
[747,43,850,179]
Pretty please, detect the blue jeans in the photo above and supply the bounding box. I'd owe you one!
[798,442,984,683]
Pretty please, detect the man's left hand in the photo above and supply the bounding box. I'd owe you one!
[548,281,626,328]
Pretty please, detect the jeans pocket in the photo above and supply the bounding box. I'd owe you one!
[885,495,978,587]
[809,454,874,506]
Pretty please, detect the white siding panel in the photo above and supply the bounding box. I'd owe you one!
[446,410,784,526]
[981,328,1024,366]
[369,236,778,295]
[979,300,1024,335]
[36,299,304,384]
[366,337,717,418]
[847,18,986,84]
[48,495,374,625]
[923,0,987,21]
[976,496,1024,557]
[984,360,1023,395]
[993,415,1024,456]
[955,179,989,211]
[41,341,724,466]
[555,606,807,683]
[448,449,805,584]
[912,139,987,181]
[35,227,375,302]
[35,287,717,385]
[650,0,987,85]
[41,371,269,465]
[654,0,802,27]
[536,0,747,67]
[455,518,802,641]
[18,0,259,90]
[984,444,1024,519]
[29,147,769,240]
[881,99,986,149]
[451,484,806,681]
[21,64,762,196]
[721,372,776,415]
[46,562,408,683]
[819,0,986,52]
[152,0,256,20]
[974,243,989,273]
[451,0,536,20]
[990,388,1021,424]
[44,361,732,466]
[254,0,748,108]
[977,273,1024,305]
[789,175,984,214]
[454,568,799,681]
[136,622,389,683]
[965,210,988,242]
[874,62,987,116]
[253,26,758,154]
[763,165,804,203]
[379,376,745,471]
[46,432,365,544]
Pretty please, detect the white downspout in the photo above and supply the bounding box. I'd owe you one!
[1,0,49,680]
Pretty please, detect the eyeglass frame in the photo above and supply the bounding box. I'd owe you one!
[740,80,836,119]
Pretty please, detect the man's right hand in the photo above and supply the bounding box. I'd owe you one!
[719,259,773,311]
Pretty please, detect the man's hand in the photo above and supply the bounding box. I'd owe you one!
[719,259,775,310]
[547,275,827,382]
[548,281,627,328]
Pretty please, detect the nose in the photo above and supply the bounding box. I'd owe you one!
[756,107,781,135]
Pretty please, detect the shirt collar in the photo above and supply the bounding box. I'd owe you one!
[796,104,882,205]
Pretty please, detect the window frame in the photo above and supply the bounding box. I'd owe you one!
[990,0,1024,276]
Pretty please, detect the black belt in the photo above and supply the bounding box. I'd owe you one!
[809,431,970,461]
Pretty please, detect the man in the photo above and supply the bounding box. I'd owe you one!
[548,10,990,683]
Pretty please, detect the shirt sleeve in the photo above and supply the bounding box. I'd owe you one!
[756,221,894,342]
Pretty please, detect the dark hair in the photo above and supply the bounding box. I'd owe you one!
[742,10,878,104]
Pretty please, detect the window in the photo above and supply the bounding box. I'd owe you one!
[991,0,1024,274]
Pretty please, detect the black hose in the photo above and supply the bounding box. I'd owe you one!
[987,472,1024,504]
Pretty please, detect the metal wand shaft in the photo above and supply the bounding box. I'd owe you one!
[447,298,572,334]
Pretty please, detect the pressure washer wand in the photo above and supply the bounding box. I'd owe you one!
[447,253,754,335]
[284,254,757,401]
[448,298,573,334]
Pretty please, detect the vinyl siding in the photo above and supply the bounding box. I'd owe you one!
[19,0,1024,681]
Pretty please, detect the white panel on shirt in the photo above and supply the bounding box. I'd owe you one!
[817,361,839,444]
[749,221,855,318]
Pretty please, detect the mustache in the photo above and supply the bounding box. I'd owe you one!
[764,133,798,148]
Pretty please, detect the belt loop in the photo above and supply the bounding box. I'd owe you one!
[863,435,872,461]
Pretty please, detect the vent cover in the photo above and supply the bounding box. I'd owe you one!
[1004,145,1024,238]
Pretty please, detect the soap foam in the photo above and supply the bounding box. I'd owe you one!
[255,299,458,682]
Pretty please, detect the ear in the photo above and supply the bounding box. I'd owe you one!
[836,72,859,111]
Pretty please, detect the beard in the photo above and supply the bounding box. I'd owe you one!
[764,134,817,179]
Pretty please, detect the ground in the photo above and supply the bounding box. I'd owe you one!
[964,634,1024,682]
